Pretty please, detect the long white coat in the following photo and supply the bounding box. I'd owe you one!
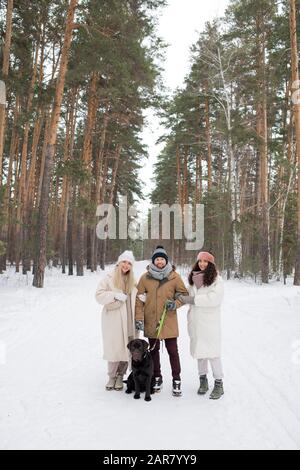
[95,271,138,362]
[187,275,224,359]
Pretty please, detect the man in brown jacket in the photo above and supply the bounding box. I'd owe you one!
[135,246,188,397]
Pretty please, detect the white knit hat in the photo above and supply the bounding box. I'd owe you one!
[117,250,135,265]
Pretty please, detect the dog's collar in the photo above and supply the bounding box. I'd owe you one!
[143,350,150,359]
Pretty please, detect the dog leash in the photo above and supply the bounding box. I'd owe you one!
[150,302,168,352]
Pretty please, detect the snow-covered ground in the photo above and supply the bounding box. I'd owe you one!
[1,261,300,450]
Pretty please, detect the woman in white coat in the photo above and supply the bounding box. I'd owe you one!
[95,251,138,391]
[179,252,224,400]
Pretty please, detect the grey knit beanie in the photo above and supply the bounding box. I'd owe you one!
[152,245,168,264]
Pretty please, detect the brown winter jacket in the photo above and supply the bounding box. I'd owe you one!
[135,266,189,340]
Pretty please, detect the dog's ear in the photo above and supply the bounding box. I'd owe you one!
[127,340,133,350]
[142,340,149,352]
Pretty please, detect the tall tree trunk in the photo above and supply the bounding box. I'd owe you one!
[176,145,184,264]
[76,210,85,277]
[98,137,110,270]
[275,79,293,279]
[195,152,202,204]
[33,0,78,288]
[204,84,212,191]
[76,72,99,276]
[21,40,41,274]
[60,88,78,274]
[195,124,203,204]
[217,47,242,276]
[0,95,19,272]
[0,0,13,187]
[94,114,109,269]
[290,0,300,285]
[176,145,183,209]
[23,29,47,274]
[182,148,188,211]
[100,143,122,269]
[83,72,99,169]
[36,113,51,207]
[67,196,74,276]
[256,12,270,284]
[86,227,95,271]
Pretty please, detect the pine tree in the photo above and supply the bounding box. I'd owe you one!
[290,0,300,285]
[33,0,78,287]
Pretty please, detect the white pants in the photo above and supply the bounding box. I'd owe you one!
[107,361,128,378]
[107,336,134,378]
[198,358,224,381]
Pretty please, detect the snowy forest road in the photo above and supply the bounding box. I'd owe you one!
[1,262,300,450]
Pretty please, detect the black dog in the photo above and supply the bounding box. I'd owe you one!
[126,339,154,402]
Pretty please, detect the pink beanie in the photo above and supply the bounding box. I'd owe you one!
[197,251,215,265]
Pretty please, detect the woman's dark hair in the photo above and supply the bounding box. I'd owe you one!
[188,259,218,287]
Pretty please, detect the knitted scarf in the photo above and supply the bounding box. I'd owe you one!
[148,262,173,281]
[192,271,205,289]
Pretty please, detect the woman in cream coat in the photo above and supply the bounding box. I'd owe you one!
[179,251,225,400]
[95,251,138,391]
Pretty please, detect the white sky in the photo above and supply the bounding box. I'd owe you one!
[138,0,231,211]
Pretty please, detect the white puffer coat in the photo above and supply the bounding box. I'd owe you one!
[187,275,224,359]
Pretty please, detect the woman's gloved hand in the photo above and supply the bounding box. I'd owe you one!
[114,292,128,302]
[166,299,177,311]
[138,293,147,303]
[178,295,195,305]
[135,320,144,331]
